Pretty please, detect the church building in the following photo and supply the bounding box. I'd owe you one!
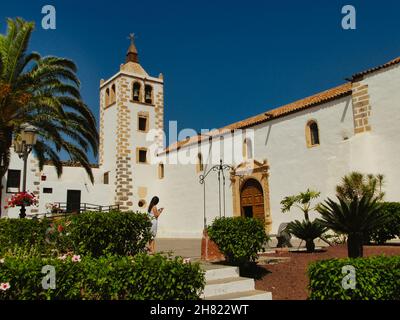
[2,38,400,238]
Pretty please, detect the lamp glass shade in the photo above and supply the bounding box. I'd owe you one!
[21,127,37,146]
[13,138,24,154]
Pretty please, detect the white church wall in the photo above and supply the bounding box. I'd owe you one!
[156,157,233,238]
[1,152,38,218]
[37,166,114,214]
[358,64,400,201]
[101,100,118,186]
[253,96,354,232]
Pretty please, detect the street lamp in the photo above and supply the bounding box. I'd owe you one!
[13,124,38,218]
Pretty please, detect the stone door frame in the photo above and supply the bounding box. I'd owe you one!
[230,159,272,232]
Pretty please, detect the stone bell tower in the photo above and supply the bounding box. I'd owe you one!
[98,34,164,211]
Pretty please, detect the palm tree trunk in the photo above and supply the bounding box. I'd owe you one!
[0,126,13,217]
[347,232,363,258]
[306,239,315,252]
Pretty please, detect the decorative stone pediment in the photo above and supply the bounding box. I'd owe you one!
[231,159,269,178]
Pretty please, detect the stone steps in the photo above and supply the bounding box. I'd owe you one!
[202,265,272,300]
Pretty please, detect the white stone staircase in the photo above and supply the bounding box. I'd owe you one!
[202,265,272,300]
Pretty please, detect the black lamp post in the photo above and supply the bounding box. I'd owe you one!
[199,159,235,229]
[13,124,38,218]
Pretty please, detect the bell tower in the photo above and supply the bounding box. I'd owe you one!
[99,35,164,211]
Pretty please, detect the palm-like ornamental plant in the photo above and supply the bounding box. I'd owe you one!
[336,172,385,202]
[317,195,387,258]
[281,189,321,222]
[287,220,326,252]
[281,189,323,252]
[0,19,98,190]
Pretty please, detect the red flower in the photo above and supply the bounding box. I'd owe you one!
[57,225,64,233]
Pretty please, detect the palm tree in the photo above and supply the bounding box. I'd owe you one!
[0,18,98,209]
[287,220,326,252]
[281,189,321,221]
[281,189,323,252]
[317,195,387,258]
[336,172,385,202]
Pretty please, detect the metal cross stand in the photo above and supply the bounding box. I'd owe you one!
[199,159,234,229]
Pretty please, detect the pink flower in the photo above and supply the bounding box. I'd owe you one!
[183,258,191,264]
[0,283,10,291]
[71,255,81,263]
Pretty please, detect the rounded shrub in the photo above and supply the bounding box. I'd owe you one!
[61,211,153,257]
[308,255,400,300]
[207,216,268,265]
[368,202,400,244]
[0,211,153,257]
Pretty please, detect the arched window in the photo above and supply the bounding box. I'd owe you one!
[145,85,153,104]
[105,88,110,106]
[111,84,116,104]
[306,120,320,147]
[158,163,164,179]
[133,82,141,102]
[243,138,253,159]
[219,136,224,163]
[196,153,204,173]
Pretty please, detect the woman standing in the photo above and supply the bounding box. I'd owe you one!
[147,196,164,254]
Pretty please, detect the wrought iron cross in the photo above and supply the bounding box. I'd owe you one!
[128,33,135,44]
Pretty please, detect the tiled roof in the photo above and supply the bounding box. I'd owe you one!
[44,160,99,168]
[160,82,352,154]
[352,56,400,79]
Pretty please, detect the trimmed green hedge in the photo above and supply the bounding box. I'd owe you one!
[207,217,268,265]
[64,211,152,257]
[0,218,49,254]
[0,253,205,300]
[0,211,152,257]
[308,255,400,300]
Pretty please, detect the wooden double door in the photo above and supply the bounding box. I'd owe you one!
[240,179,265,222]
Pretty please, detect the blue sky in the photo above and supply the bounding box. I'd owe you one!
[2,0,400,162]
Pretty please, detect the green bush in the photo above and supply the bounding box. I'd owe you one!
[287,219,326,252]
[308,255,400,300]
[0,218,50,255]
[0,253,205,300]
[64,211,152,257]
[207,217,268,265]
[368,202,400,244]
[0,211,152,257]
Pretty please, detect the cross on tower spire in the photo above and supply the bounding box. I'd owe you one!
[126,33,139,63]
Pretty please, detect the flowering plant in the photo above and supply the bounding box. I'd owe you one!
[4,192,38,209]
[45,202,64,214]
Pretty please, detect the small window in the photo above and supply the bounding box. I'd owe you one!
[138,199,146,208]
[111,84,116,104]
[137,148,148,164]
[6,170,21,193]
[105,88,110,106]
[138,114,149,132]
[158,163,164,179]
[103,172,109,185]
[133,82,141,102]
[145,85,153,104]
[196,153,204,173]
[306,120,320,147]
[243,138,253,159]
[43,188,53,194]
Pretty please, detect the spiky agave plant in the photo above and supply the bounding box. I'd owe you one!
[317,195,387,258]
[0,18,98,191]
[287,220,326,252]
